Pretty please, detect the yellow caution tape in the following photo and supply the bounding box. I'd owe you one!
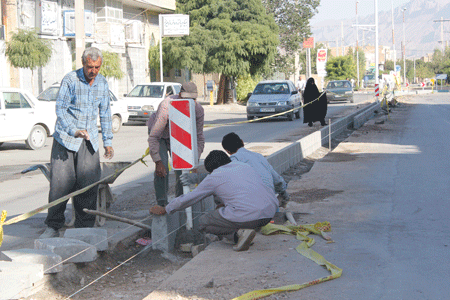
[204,91,326,128]
[0,210,6,247]
[0,150,150,246]
[232,222,342,300]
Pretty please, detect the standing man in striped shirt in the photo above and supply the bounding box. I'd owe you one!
[39,47,114,239]
[147,82,205,207]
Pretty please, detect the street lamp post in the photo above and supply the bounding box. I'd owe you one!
[402,7,407,85]
[356,1,359,88]
[375,0,379,94]
[391,0,396,76]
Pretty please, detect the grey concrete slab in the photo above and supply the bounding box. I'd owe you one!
[0,261,43,300]
[151,212,181,253]
[63,228,108,251]
[0,248,62,273]
[34,238,97,263]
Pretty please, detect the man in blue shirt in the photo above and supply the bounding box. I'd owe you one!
[40,47,114,239]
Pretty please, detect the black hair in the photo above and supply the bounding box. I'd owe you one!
[204,150,231,173]
[221,132,244,154]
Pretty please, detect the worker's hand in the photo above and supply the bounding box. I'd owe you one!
[215,203,225,209]
[149,205,166,215]
[104,146,114,159]
[155,160,167,177]
[75,129,90,140]
[180,173,200,186]
[277,191,290,208]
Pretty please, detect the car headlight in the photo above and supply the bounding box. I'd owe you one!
[247,102,258,107]
[142,105,154,111]
[277,101,290,106]
[345,91,353,95]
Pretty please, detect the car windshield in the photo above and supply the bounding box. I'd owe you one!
[38,87,59,101]
[253,83,290,95]
[327,81,351,89]
[127,85,164,98]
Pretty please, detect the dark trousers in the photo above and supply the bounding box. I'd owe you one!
[154,139,182,206]
[198,209,272,236]
[45,139,101,230]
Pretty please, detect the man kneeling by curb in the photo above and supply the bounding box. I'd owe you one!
[149,150,278,251]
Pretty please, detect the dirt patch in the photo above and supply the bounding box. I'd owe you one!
[319,152,357,163]
[289,188,344,204]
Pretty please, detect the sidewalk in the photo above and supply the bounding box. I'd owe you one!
[142,100,406,299]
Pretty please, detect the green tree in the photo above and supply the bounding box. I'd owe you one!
[163,0,279,104]
[325,55,356,80]
[235,74,261,102]
[100,51,124,79]
[261,0,319,75]
[5,29,52,90]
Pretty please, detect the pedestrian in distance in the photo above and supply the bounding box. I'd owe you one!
[147,82,205,207]
[296,76,306,94]
[40,47,114,239]
[150,150,278,251]
[303,77,328,127]
[180,132,291,207]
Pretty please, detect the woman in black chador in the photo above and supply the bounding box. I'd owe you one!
[303,77,328,127]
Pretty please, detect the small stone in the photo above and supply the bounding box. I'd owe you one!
[204,278,214,288]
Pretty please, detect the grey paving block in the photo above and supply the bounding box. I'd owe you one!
[34,238,97,263]
[0,248,62,274]
[152,212,180,253]
[0,261,43,300]
[63,228,108,251]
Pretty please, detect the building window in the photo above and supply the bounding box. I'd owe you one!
[174,69,181,77]
[96,0,123,23]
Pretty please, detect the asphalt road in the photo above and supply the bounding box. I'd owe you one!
[0,94,372,217]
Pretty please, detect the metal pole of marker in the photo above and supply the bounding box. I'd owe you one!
[183,172,193,230]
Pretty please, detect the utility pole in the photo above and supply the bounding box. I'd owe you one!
[402,8,406,85]
[341,21,345,55]
[391,0,396,75]
[433,17,450,51]
[75,0,85,69]
[375,0,379,91]
[356,1,360,87]
[5,0,19,87]
[336,37,339,56]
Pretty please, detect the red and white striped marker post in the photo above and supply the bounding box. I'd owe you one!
[375,84,380,101]
[169,98,198,230]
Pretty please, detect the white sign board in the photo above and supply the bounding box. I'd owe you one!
[316,48,328,77]
[161,14,190,37]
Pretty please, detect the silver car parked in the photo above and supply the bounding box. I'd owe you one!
[246,80,302,121]
[325,80,354,103]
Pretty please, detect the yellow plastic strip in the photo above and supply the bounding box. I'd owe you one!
[232,222,342,300]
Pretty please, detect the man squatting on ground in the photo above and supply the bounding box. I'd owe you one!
[40,47,114,239]
[150,150,279,251]
[147,82,205,206]
[180,132,290,207]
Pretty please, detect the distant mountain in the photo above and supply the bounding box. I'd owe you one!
[311,0,450,58]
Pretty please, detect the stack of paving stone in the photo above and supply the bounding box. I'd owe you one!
[0,228,108,300]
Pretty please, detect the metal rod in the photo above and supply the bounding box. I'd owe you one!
[83,209,151,231]
[329,119,332,151]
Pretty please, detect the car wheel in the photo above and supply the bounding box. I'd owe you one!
[247,115,254,120]
[25,125,47,150]
[350,99,354,103]
[287,112,294,121]
[111,115,122,133]
[295,109,300,119]
[0,142,3,147]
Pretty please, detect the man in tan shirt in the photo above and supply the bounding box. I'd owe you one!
[147,82,205,206]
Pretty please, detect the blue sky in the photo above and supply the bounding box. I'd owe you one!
[311,0,411,24]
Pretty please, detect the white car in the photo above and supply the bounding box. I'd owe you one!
[0,87,57,150]
[125,82,182,122]
[37,83,129,133]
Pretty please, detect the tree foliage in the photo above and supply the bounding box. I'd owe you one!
[100,51,124,79]
[5,29,52,70]
[325,55,356,80]
[235,74,261,102]
[262,0,319,75]
[164,0,279,77]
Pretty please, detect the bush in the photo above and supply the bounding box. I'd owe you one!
[236,74,261,103]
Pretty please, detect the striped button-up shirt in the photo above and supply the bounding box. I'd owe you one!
[53,68,113,152]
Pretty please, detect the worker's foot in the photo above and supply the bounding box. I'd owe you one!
[233,229,256,252]
[39,227,59,239]
[308,122,313,127]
